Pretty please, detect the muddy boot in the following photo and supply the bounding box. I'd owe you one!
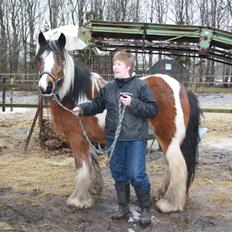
[111,182,130,220]
[135,186,152,226]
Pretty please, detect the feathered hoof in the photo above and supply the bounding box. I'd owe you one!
[153,189,164,202]
[90,185,102,196]
[156,199,183,213]
[67,196,93,209]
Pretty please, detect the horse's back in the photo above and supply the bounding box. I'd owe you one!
[142,74,190,152]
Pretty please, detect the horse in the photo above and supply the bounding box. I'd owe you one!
[36,32,201,213]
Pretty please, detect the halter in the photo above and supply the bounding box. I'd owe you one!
[39,71,64,96]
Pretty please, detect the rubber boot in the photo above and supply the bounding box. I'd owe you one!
[135,186,152,226]
[111,182,130,219]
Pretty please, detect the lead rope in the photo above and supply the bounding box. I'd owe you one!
[52,95,126,165]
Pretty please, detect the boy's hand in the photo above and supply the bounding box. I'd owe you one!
[72,106,81,116]
[120,94,132,106]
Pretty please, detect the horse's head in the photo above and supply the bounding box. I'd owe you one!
[36,32,66,96]
[36,31,104,103]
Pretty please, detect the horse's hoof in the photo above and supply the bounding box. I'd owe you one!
[90,186,102,196]
[156,199,176,213]
[153,189,164,201]
[67,197,93,209]
[90,182,103,195]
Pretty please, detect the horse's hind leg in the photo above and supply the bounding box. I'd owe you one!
[156,140,187,213]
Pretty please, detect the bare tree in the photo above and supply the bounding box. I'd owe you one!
[86,0,107,21]
[47,0,60,28]
[152,0,168,62]
[196,0,210,25]
[0,0,231,76]
[6,0,22,73]
[154,0,168,23]
[77,0,87,26]
[228,0,232,16]
[26,0,40,72]
[197,0,228,28]
[67,0,79,24]
[169,0,194,25]
[0,1,7,73]
[105,0,130,21]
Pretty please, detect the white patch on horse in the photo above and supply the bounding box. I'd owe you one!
[96,110,106,129]
[76,160,91,187]
[67,159,93,208]
[77,95,90,105]
[165,139,187,211]
[44,51,55,72]
[39,75,48,92]
[39,51,55,91]
[155,74,186,143]
[90,73,106,128]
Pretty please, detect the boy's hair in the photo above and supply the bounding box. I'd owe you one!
[113,50,135,75]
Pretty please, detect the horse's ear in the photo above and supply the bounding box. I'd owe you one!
[38,32,47,47]
[58,33,66,49]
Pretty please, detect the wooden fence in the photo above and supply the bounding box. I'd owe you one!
[0,73,231,113]
[0,73,39,111]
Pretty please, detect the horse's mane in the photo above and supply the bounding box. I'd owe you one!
[37,40,92,103]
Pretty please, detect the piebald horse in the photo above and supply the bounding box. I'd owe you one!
[36,32,201,213]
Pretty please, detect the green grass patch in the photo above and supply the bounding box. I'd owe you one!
[202,108,232,113]
[193,86,232,93]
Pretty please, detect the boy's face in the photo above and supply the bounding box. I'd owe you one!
[113,59,131,79]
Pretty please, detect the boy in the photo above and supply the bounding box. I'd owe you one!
[72,51,158,225]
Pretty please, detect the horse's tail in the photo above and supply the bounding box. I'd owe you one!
[181,90,201,191]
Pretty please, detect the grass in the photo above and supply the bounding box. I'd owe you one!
[201,108,232,113]
[193,86,232,94]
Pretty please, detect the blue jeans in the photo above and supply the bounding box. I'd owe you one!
[107,139,150,189]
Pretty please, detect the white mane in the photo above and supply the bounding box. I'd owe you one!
[58,52,75,100]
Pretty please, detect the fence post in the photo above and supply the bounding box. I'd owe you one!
[10,76,14,111]
[2,76,6,112]
[38,96,43,128]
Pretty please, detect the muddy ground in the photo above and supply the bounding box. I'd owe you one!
[0,110,231,232]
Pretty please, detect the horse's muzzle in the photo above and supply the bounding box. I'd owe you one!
[39,81,53,95]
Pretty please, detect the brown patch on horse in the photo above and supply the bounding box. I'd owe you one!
[50,100,105,152]
[81,116,106,144]
[145,76,176,152]
[49,101,88,154]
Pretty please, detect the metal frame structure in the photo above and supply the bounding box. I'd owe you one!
[79,21,232,65]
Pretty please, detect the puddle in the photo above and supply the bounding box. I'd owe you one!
[13,128,30,137]
[207,142,232,150]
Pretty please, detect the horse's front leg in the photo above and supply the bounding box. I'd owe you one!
[154,166,170,201]
[66,137,93,209]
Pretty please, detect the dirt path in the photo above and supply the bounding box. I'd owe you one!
[0,111,231,232]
